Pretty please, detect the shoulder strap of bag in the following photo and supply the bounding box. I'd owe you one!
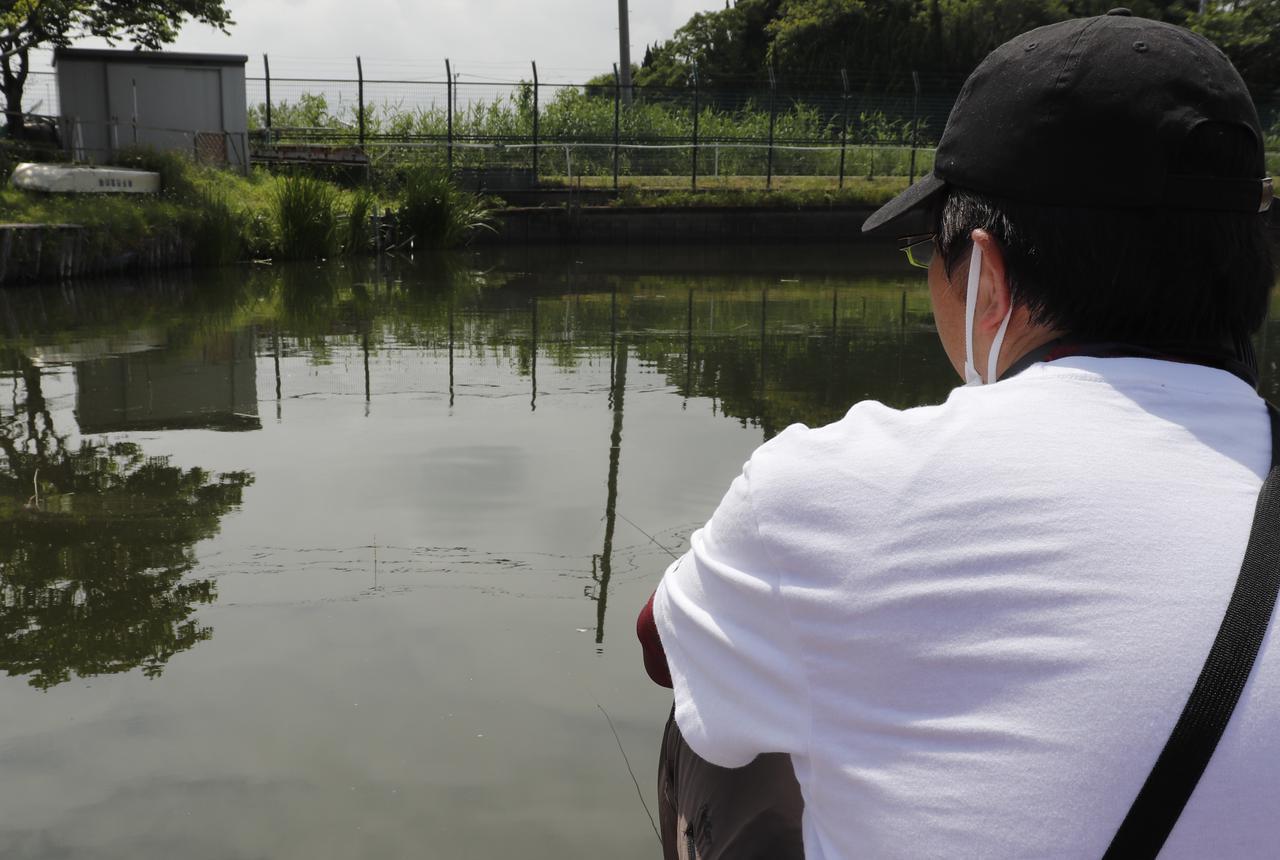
[1103,402,1280,859]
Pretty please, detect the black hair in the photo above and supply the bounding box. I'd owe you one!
[936,123,1274,346]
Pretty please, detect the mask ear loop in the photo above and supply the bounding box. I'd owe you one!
[987,307,1013,384]
[963,244,983,385]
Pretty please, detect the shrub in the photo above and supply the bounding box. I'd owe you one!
[272,172,338,260]
[111,146,201,200]
[0,137,62,181]
[397,164,493,250]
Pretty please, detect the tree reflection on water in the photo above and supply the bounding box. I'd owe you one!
[0,353,252,690]
[0,253,966,677]
[5,248,1267,676]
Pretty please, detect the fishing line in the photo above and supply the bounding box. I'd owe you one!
[617,512,680,561]
[595,699,662,846]
[587,515,676,845]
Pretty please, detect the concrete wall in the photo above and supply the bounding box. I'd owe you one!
[56,49,249,170]
[0,224,193,285]
[474,205,883,246]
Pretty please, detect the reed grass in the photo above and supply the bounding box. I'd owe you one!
[343,187,377,255]
[272,173,339,260]
[397,165,493,250]
[189,189,244,266]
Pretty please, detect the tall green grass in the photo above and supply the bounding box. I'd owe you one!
[112,146,203,201]
[343,187,377,255]
[272,173,339,260]
[398,165,493,250]
[249,87,936,180]
[189,189,244,266]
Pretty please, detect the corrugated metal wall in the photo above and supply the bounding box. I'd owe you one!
[55,51,248,172]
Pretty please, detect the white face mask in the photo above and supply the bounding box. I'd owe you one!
[962,243,1013,386]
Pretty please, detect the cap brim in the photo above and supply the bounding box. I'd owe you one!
[861,172,948,237]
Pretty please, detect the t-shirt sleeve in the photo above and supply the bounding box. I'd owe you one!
[653,458,810,768]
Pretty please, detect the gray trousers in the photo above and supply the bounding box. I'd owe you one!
[657,708,806,860]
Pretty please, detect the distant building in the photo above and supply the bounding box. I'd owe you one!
[74,329,261,434]
[54,47,249,173]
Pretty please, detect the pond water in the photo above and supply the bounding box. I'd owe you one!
[0,245,1275,859]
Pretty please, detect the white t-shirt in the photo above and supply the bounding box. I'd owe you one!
[654,356,1278,859]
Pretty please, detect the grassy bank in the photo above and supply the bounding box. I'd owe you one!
[532,174,908,208]
[0,155,362,265]
[0,150,494,270]
[604,176,908,209]
[0,144,906,282]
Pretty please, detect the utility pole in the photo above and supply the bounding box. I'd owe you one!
[618,0,633,106]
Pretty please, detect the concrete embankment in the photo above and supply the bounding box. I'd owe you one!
[477,202,1280,246]
[0,223,190,285]
[5,203,1277,285]
[473,205,882,246]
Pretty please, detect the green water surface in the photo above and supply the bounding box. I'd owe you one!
[0,244,1273,859]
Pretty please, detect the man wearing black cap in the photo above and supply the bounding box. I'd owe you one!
[639,9,1276,859]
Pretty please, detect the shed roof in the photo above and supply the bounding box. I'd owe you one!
[53,47,248,67]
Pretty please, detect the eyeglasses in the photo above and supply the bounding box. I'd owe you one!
[899,234,937,270]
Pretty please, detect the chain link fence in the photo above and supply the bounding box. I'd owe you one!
[16,62,1280,193]
[242,59,959,192]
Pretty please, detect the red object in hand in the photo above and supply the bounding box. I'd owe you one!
[637,591,673,688]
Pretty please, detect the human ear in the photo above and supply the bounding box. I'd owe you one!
[970,228,1012,334]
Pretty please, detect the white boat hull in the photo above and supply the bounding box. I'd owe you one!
[11,162,162,194]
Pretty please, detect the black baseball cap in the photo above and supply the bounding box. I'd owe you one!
[862,8,1274,237]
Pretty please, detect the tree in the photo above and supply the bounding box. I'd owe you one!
[603,0,1278,102]
[0,352,252,690]
[926,0,1070,77]
[766,0,924,84]
[0,0,233,135]
[628,0,784,89]
[1185,0,1280,101]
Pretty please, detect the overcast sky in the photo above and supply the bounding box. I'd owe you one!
[32,0,726,83]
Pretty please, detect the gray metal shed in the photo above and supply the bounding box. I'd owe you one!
[54,47,249,172]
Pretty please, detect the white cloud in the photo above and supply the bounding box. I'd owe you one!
[39,0,725,83]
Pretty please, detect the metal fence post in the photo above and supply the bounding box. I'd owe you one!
[445,58,453,172]
[357,56,365,147]
[838,69,850,189]
[766,65,778,190]
[531,61,540,183]
[263,54,273,143]
[71,116,84,162]
[909,70,921,184]
[612,63,621,194]
[691,63,699,192]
